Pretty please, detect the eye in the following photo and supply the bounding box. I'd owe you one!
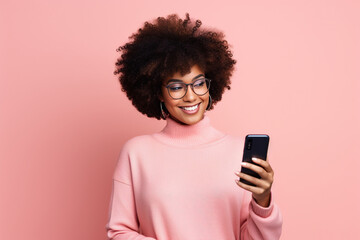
[168,83,184,91]
[193,79,206,88]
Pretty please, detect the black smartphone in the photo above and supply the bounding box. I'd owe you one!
[239,134,270,186]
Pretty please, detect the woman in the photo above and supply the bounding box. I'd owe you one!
[106,13,282,240]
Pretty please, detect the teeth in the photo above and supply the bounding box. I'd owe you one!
[182,104,199,111]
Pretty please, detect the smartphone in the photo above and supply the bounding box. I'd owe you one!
[239,134,270,186]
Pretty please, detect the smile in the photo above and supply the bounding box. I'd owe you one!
[179,103,201,114]
[179,103,200,110]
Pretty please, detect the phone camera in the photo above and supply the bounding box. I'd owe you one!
[247,139,252,150]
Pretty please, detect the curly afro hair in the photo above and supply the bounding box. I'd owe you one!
[114,13,236,120]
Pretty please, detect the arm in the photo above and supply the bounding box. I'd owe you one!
[106,141,156,240]
[106,179,156,240]
[239,192,283,240]
[235,157,283,239]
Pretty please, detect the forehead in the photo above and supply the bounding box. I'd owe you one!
[165,65,204,84]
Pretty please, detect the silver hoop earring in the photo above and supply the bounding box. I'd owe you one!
[160,101,169,119]
[206,95,212,111]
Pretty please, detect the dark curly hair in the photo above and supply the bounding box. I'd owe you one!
[114,13,236,120]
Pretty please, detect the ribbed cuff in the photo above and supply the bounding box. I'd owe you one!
[250,193,274,218]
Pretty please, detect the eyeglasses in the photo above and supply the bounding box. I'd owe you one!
[163,78,211,100]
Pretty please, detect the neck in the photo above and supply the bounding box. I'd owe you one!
[168,114,205,126]
[152,115,226,147]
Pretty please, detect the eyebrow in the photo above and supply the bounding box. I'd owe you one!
[166,74,205,84]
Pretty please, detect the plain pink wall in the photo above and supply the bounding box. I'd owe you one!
[1,0,359,239]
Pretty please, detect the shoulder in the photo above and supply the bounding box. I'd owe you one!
[203,132,244,151]
[225,133,243,142]
[119,133,160,155]
[223,133,244,146]
[121,134,153,149]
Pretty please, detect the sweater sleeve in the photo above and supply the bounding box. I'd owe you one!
[106,141,156,240]
[240,192,283,240]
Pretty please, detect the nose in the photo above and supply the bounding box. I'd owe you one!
[182,85,197,102]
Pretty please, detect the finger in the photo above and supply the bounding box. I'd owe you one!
[241,162,269,179]
[235,171,269,189]
[234,179,262,194]
[252,157,273,173]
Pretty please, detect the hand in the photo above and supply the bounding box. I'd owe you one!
[234,157,274,207]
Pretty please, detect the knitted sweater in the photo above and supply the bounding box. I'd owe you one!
[106,115,282,240]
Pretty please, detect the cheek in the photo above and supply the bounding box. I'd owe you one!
[162,92,171,104]
[162,94,179,109]
[165,99,180,109]
[201,93,210,103]
[200,94,210,110]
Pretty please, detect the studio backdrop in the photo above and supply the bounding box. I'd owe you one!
[1,0,359,239]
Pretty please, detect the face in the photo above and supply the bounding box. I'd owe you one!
[160,65,209,125]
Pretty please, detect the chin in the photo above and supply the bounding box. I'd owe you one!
[172,112,206,125]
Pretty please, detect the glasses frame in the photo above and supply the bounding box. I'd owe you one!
[162,78,211,100]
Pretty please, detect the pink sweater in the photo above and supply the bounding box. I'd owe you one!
[106,115,282,240]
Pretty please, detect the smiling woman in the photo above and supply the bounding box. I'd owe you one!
[107,13,283,240]
[160,65,210,125]
[114,13,235,120]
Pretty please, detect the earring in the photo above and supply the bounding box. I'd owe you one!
[206,95,212,111]
[160,101,169,119]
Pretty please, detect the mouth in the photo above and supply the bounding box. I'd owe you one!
[179,103,201,110]
[179,103,201,114]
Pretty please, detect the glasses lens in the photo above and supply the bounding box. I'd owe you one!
[167,83,186,99]
[193,78,210,96]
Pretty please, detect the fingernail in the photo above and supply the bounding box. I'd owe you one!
[241,162,247,166]
[252,157,258,161]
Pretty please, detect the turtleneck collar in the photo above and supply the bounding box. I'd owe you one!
[152,115,227,147]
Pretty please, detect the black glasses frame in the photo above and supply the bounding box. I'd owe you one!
[162,78,211,100]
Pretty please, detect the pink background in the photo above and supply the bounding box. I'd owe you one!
[1,0,359,239]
